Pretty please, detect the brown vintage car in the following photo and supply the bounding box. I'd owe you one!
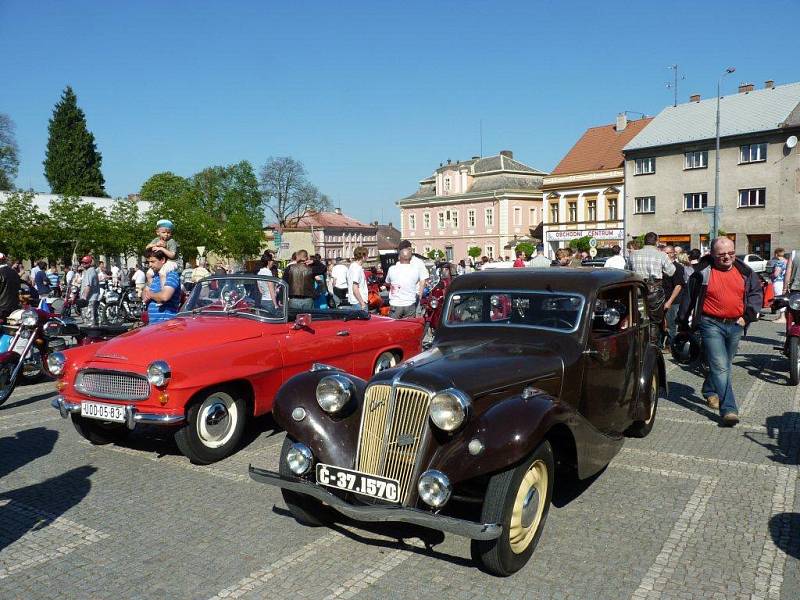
[250,268,666,576]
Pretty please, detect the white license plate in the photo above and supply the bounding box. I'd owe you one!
[80,401,126,423]
[316,463,400,503]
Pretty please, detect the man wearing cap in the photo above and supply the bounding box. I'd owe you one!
[79,255,100,326]
[143,249,181,324]
[0,253,21,321]
[527,244,551,268]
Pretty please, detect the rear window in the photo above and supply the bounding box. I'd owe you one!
[444,290,584,332]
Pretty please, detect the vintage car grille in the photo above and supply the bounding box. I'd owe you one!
[357,384,432,504]
[75,370,151,401]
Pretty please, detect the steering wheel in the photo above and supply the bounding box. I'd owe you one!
[537,317,574,330]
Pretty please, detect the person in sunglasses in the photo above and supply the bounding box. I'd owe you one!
[677,237,763,426]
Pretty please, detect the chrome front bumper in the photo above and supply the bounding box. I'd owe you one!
[248,465,503,541]
[52,396,184,430]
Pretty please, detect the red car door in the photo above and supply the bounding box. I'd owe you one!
[279,318,354,381]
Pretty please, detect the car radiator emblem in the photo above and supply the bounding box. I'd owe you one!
[368,397,386,412]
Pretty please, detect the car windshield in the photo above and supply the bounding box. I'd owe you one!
[181,275,287,322]
[444,290,584,332]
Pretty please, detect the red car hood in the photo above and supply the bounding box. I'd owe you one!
[84,315,266,368]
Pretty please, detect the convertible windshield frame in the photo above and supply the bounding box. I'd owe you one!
[442,288,586,334]
[179,275,288,323]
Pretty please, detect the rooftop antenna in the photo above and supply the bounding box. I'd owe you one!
[480,119,483,157]
[666,64,685,107]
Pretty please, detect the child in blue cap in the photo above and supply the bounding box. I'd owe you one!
[145,219,181,285]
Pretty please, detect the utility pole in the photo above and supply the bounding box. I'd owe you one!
[479,119,483,157]
[666,65,685,107]
[713,67,736,242]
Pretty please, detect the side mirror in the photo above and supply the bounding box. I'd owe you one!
[294,313,313,330]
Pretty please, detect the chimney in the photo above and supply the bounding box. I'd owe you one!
[499,150,513,159]
[765,79,775,89]
[738,83,754,93]
[615,113,627,132]
[334,207,342,215]
[447,158,451,164]
[689,93,701,102]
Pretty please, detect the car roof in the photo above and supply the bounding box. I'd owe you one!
[449,267,643,295]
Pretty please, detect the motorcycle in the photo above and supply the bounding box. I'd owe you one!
[0,307,68,406]
[771,293,800,385]
[101,285,144,325]
[419,265,451,347]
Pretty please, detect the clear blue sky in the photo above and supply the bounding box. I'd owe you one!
[2,0,799,224]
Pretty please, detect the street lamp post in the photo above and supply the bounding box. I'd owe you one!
[712,67,736,242]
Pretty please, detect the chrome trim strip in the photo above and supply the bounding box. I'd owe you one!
[248,465,502,541]
[51,397,184,428]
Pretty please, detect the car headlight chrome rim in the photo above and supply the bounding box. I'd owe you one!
[429,298,439,309]
[418,470,452,508]
[789,294,800,311]
[21,309,38,328]
[316,374,353,413]
[146,360,171,387]
[429,388,471,432]
[286,442,313,475]
[47,352,66,376]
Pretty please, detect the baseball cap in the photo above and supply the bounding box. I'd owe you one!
[156,219,174,231]
[80,255,93,265]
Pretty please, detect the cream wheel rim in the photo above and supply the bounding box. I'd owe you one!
[645,374,657,424]
[509,459,548,554]
[197,392,238,448]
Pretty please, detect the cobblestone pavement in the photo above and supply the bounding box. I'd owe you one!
[1,318,798,599]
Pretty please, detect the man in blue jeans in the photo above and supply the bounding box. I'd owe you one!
[678,237,763,425]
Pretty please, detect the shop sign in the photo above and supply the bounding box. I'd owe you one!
[545,229,622,242]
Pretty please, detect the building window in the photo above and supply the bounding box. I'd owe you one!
[567,201,577,222]
[408,214,416,230]
[549,202,559,223]
[444,177,451,192]
[485,244,494,259]
[739,188,766,207]
[423,213,430,229]
[437,212,445,229]
[485,208,494,227]
[468,209,475,228]
[607,198,618,220]
[740,143,767,164]
[634,157,656,175]
[451,210,459,228]
[635,196,656,214]
[684,150,708,169]
[586,199,597,222]
[529,207,536,224]
[683,192,708,211]
[513,207,522,226]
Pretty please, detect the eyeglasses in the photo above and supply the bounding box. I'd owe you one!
[714,251,736,258]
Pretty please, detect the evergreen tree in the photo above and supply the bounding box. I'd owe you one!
[43,86,108,197]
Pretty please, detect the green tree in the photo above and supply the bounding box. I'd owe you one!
[426,248,445,261]
[105,198,149,260]
[0,114,19,191]
[0,192,47,260]
[43,86,107,197]
[467,246,482,259]
[45,195,108,262]
[569,236,592,252]
[514,241,535,259]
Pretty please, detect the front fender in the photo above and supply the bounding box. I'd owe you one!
[273,370,367,470]
[430,391,570,484]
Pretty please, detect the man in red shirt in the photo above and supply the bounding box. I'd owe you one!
[678,237,763,425]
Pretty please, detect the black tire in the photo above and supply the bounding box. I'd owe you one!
[70,414,130,445]
[789,337,800,386]
[174,386,247,464]
[627,370,659,438]
[373,351,398,374]
[471,440,554,577]
[278,436,335,527]
[0,357,19,406]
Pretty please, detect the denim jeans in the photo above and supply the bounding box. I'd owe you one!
[666,303,680,346]
[699,317,744,416]
[288,297,314,311]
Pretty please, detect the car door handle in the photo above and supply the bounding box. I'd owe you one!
[582,349,600,357]
[337,330,350,337]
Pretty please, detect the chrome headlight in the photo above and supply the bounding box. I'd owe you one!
[105,291,120,303]
[21,309,38,327]
[42,318,64,338]
[316,374,353,413]
[429,388,471,431]
[286,442,313,475]
[429,298,439,309]
[146,360,171,387]
[789,294,800,311]
[418,470,452,508]
[47,352,66,376]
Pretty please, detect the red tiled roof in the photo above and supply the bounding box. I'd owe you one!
[550,117,653,175]
[283,211,373,229]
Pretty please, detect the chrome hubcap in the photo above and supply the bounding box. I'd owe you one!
[520,486,539,529]
[196,392,238,448]
[375,354,396,373]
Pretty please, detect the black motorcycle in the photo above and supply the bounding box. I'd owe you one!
[100,285,144,325]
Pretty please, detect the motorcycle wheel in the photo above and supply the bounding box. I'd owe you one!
[19,348,44,383]
[789,337,799,386]
[0,357,19,406]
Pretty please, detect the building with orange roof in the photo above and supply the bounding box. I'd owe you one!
[541,114,652,257]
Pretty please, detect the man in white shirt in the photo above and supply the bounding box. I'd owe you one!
[346,247,368,310]
[398,239,429,302]
[132,265,147,298]
[330,258,349,306]
[110,264,120,285]
[527,244,552,268]
[385,248,422,319]
[603,245,627,270]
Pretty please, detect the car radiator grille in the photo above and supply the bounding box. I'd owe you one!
[356,384,432,505]
[75,370,150,401]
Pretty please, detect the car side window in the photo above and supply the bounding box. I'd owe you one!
[592,286,632,337]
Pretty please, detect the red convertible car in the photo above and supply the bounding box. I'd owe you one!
[50,275,423,463]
